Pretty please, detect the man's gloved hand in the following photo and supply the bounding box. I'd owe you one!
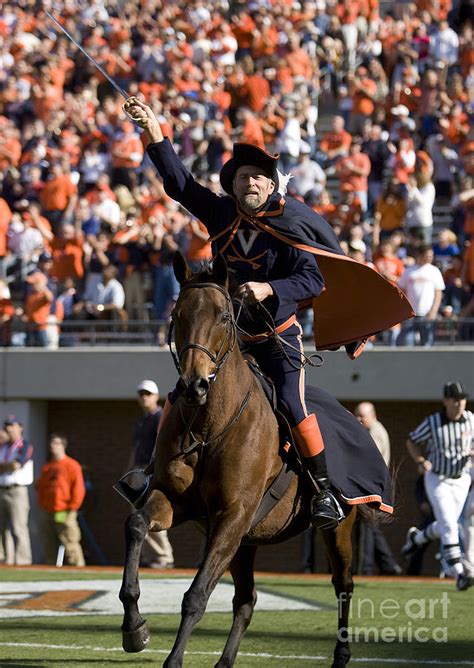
[54,511,68,523]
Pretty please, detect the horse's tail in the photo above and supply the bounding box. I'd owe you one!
[357,459,401,525]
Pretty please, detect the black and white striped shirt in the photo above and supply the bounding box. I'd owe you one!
[409,410,474,478]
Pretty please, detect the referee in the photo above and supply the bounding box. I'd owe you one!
[401,381,473,591]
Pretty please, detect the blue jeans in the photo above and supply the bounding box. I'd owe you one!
[396,317,435,347]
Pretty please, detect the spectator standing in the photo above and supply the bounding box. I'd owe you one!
[335,139,371,212]
[397,245,445,347]
[289,142,327,199]
[36,434,86,566]
[362,124,392,213]
[76,265,126,323]
[354,402,402,575]
[23,271,55,347]
[123,380,174,569]
[404,175,436,246]
[39,163,78,234]
[0,416,33,565]
[402,381,473,591]
[317,115,352,169]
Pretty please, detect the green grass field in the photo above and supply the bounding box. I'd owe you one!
[0,569,473,668]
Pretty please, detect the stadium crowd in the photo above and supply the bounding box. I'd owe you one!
[0,0,473,347]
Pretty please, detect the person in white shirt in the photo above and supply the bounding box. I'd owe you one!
[289,142,327,198]
[0,416,33,565]
[404,175,436,245]
[397,245,445,346]
[429,20,459,69]
[76,265,125,321]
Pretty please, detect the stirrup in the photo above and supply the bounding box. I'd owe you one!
[113,469,151,508]
[311,490,345,531]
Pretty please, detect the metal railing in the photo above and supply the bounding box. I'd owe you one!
[4,316,474,348]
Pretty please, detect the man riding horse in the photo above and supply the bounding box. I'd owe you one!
[120,96,412,531]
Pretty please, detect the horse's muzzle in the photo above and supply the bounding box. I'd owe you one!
[177,375,210,405]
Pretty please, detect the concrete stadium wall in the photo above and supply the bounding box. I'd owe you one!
[1,346,472,401]
[0,347,472,573]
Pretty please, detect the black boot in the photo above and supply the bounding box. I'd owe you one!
[113,469,151,508]
[304,453,344,531]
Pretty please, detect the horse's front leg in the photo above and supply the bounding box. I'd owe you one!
[164,504,250,668]
[119,488,173,653]
[215,544,258,668]
[321,507,357,668]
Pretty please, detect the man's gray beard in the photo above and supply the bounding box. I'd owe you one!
[239,194,265,214]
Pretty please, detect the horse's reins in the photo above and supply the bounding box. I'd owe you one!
[233,298,324,370]
[168,281,251,455]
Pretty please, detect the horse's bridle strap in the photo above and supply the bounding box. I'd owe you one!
[169,281,236,378]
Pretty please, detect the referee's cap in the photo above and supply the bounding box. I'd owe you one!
[443,381,468,399]
[136,380,159,395]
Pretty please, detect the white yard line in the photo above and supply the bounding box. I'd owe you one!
[0,642,473,665]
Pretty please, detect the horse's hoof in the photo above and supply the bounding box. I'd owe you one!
[122,620,150,652]
[331,658,350,668]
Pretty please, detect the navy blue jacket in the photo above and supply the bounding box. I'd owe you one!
[147,139,325,333]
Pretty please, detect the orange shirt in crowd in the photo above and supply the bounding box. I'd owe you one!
[351,77,377,116]
[24,291,52,330]
[0,136,22,169]
[231,13,256,49]
[51,237,84,281]
[39,174,77,212]
[374,255,405,284]
[375,196,406,231]
[336,153,371,192]
[464,240,474,286]
[252,25,279,59]
[0,297,14,319]
[32,82,63,122]
[37,455,86,513]
[240,116,265,149]
[319,129,352,155]
[111,132,144,169]
[241,74,271,113]
[286,47,313,80]
[0,197,12,257]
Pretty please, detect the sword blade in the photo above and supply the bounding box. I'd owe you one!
[45,10,128,100]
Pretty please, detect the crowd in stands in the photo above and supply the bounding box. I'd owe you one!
[0,0,473,347]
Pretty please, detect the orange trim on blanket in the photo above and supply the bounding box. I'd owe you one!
[340,493,394,514]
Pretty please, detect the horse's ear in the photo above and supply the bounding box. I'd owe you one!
[173,251,192,285]
[212,253,228,287]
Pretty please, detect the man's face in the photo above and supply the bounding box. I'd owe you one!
[138,391,159,411]
[354,404,376,429]
[49,438,66,460]
[443,397,467,421]
[233,166,275,213]
[5,423,22,441]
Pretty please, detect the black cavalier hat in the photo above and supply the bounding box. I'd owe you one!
[220,143,279,195]
[443,381,469,399]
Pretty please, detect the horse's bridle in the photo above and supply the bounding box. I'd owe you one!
[168,282,237,382]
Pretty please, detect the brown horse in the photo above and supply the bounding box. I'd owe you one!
[119,253,357,668]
